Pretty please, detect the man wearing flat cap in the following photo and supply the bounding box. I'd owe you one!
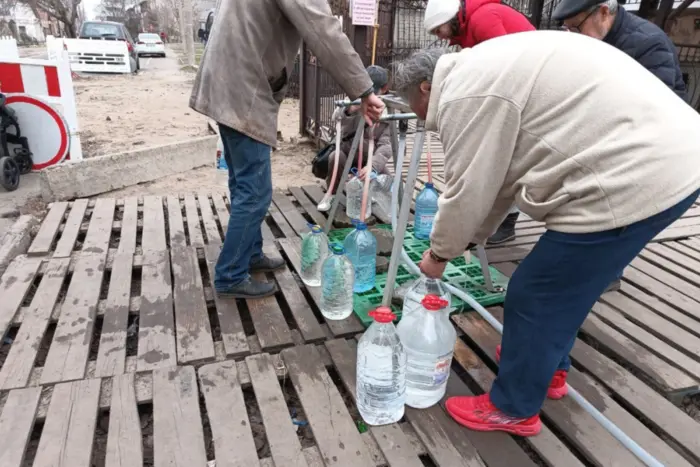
[553,0,686,100]
[553,0,687,292]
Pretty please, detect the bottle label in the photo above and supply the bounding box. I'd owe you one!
[418,214,435,226]
[433,351,453,385]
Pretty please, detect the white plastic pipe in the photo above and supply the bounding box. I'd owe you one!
[387,119,665,467]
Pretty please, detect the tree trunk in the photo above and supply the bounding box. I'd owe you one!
[182,0,194,66]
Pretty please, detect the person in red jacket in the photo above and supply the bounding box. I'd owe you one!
[424,0,535,244]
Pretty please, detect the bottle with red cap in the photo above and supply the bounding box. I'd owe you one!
[397,294,456,408]
[356,306,406,425]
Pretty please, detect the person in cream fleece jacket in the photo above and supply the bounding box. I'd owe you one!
[394,31,700,437]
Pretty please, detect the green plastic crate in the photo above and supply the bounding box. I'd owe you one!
[326,224,508,327]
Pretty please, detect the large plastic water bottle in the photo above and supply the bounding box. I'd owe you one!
[300,224,329,287]
[371,173,393,214]
[343,221,376,293]
[346,168,372,220]
[397,294,456,408]
[414,182,439,240]
[402,276,451,318]
[320,243,355,320]
[357,306,406,426]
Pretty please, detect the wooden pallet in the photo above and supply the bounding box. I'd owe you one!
[1,189,700,466]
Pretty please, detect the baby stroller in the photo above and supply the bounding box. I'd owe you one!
[0,92,33,191]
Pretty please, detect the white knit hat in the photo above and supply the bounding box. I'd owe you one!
[424,0,461,33]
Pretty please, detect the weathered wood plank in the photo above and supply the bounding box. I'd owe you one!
[0,256,42,340]
[184,194,205,247]
[117,197,138,254]
[282,344,375,467]
[268,203,297,238]
[630,256,700,302]
[33,378,101,467]
[273,191,310,236]
[167,195,187,249]
[28,202,68,255]
[198,361,261,467]
[54,198,88,257]
[95,253,134,377]
[137,250,177,371]
[141,196,167,252]
[245,353,309,467]
[0,258,69,390]
[591,302,700,382]
[290,186,326,227]
[622,266,700,321]
[324,339,424,467]
[247,268,294,351]
[0,387,42,467]
[278,237,365,336]
[106,373,143,467]
[272,247,325,343]
[171,246,216,363]
[82,197,116,254]
[41,253,106,384]
[212,193,230,233]
[198,193,222,245]
[153,366,208,467]
[204,245,249,357]
[582,306,698,395]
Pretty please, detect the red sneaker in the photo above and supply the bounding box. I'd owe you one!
[495,345,568,399]
[446,394,542,436]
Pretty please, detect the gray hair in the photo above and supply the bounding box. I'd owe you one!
[393,48,448,97]
[597,0,618,14]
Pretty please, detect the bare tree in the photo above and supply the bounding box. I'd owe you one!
[0,0,18,17]
[19,0,82,37]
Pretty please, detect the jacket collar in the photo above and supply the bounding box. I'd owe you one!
[425,52,463,131]
[603,8,626,46]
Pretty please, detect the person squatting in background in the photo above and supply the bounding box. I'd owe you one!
[394,33,700,436]
[318,65,394,212]
[424,0,535,245]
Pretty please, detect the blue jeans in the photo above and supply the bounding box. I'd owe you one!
[491,189,700,418]
[214,124,272,290]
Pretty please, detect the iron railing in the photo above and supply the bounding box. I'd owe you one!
[678,44,700,111]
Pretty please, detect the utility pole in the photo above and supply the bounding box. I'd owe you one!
[182,0,195,66]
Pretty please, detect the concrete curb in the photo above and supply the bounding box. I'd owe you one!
[0,215,37,277]
[40,136,218,201]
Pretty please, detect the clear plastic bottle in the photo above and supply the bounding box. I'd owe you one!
[300,224,329,287]
[401,275,451,318]
[414,182,439,240]
[346,168,372,220]
[343,221,376,293]
[397,294,456,409]
[357,306,406,426]
[320,243,355,320]
[371,173,393,214]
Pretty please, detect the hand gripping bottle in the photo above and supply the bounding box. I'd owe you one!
[401,275,451,318]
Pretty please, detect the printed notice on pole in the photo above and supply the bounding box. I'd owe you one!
[352,0,377,26]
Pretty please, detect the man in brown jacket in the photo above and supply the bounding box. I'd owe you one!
[190,0,384,298]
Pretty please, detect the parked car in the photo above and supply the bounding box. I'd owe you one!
[136,33,166,57]
[79,20,140,72]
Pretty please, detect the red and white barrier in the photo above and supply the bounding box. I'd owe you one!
[0,49,83,167]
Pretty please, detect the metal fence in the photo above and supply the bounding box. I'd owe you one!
[678,45,700,112]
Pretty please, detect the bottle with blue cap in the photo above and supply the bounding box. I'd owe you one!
[320,243,355,320]
[300,224,329,287]
[343,220,376,293]
[414,182,439,239]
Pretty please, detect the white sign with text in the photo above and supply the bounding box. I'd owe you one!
[351,0,377,26]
